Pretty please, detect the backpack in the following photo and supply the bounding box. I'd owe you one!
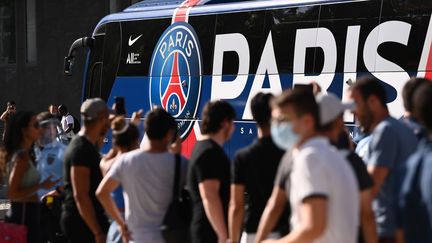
[72,115,81,134]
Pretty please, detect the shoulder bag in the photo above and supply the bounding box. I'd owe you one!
[0,203,27,243]
[161,154,191,243]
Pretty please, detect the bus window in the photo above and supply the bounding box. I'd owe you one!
[214,10,267,76]
[101,22,121,100]
[318,0,381,75]
[188,14,216,76]
[379,0,431,74]
[268,6,320,77]
[384,0,432,14]
[118,18,170,77]
[89,62,103,97]
[84,33,105,99]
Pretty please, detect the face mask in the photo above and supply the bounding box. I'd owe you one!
[271,121,299,150]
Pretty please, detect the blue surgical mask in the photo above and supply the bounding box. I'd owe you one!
[271,121,299,150]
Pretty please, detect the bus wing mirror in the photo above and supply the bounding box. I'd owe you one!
[64,37,94,76]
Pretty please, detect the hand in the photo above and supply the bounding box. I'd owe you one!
[218,238,228,243]
[94,233,106,243]
[41,189,59,201]
[169,135,182,154]
[119,223,132,243]
[218,234,228,243]
[7,106,15,113]
[131,109,144,126]
[310,81,322,95]
[39,176,62,189]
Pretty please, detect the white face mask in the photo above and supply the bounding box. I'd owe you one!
[270,121,299,150]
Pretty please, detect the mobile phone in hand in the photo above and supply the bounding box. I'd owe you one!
[114,96,126,115]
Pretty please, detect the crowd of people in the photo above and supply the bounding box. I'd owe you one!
[0,75,431,243]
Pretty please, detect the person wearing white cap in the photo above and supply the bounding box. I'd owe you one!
[61,98,114,243]
[263,89,358,243]
[316,92,378,243]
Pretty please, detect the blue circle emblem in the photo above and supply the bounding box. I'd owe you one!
[149,22,202,139]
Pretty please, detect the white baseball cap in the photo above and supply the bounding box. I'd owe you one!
[315,92,355,126]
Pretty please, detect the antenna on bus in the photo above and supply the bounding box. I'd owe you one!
[64,37,94,76]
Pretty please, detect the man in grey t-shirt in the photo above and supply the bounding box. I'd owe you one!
[350,76,417,241]
[97,108,186,243]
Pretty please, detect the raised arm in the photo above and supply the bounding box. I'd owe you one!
[0,110,8,121]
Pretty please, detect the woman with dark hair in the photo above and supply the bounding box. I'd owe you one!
[100,116,140,243]
[3,111,59,243]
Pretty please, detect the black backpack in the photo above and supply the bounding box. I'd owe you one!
[72,115,81,134]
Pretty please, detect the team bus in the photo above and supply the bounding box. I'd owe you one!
[64,0,432,157]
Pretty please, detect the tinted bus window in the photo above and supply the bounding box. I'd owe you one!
[188,14,216,76]
[101,22,121,100]
[318,0,381,75]
[214,10,267,75]
[118,18,170,77]
[380,0,431,73]
[90,62,103,97]
[84,33,105,98]
[268,6,320,75]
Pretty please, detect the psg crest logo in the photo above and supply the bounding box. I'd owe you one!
[149,22,202,139]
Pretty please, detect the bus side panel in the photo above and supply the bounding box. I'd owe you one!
[98,1,432,157]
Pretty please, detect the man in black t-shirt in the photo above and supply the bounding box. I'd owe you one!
[229,93,288,243]
[61,98,113,243]
[187,101,236,243]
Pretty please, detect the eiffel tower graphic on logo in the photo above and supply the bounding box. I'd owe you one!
[161,52,187,113]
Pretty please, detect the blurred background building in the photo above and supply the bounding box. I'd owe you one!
[0,0,141,211]
[0,0,140,140]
